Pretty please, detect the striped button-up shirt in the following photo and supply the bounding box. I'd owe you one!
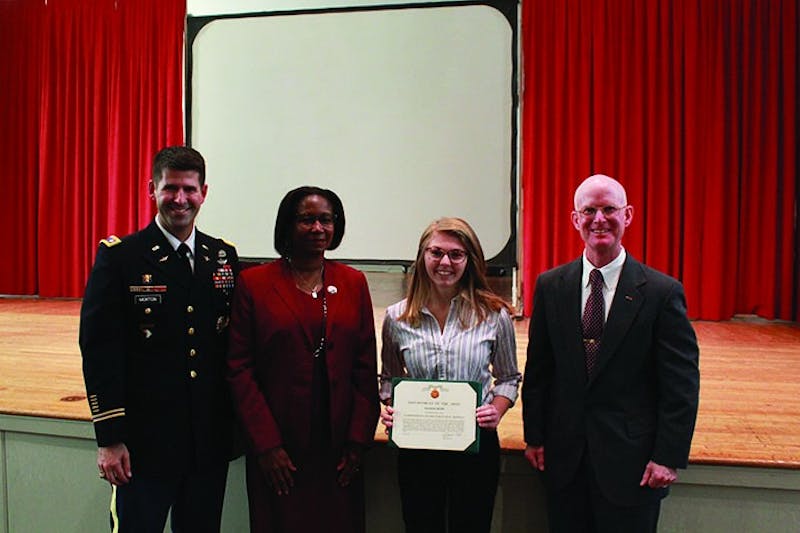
[379,298,521,406]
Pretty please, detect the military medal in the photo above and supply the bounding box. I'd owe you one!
[213,264,235,290]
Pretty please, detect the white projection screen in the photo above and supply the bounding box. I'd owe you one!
[187,2,518,267]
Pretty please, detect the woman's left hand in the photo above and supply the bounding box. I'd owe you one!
[476,404,501,429]
[336,443,363,487]
[379,405,394,433]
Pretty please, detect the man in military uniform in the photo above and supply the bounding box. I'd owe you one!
[79,146,240,532]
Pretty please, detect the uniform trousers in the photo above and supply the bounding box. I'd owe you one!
[544,448,661,533]
[110,462,228,533]
[397,428,500,533]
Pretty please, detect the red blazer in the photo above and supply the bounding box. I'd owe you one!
[227,259,379,456]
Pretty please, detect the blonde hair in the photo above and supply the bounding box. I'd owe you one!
[398,217,512,328]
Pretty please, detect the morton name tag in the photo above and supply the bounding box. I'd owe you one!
[134,294,162,305]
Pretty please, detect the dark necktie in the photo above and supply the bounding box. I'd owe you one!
[176,243,193,277]
[582,268,605,375]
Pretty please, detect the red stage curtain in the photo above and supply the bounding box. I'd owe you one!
[521,0,798,321]
[0,0,184,297]
[0,2,44,295]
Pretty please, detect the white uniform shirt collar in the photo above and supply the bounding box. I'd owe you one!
[154,216,196,257]
[582,247,626,291]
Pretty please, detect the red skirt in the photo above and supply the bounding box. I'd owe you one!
[244,449,366,533]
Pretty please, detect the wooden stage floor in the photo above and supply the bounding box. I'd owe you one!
[1,272,799,470]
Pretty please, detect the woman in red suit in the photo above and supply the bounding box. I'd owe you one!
[227,186,379,533]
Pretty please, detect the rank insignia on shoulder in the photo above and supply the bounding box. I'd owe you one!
[100,235,121,247]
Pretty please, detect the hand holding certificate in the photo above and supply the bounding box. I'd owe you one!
[389,378,480,453]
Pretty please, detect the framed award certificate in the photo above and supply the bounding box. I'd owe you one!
[388,378,480,453]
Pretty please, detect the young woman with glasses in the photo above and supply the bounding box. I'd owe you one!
[379,217,521,532]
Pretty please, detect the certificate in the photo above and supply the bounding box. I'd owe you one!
[389,378,480,453]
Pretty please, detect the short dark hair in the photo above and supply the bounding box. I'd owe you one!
[152,146,206,185]
[274,186,345,257]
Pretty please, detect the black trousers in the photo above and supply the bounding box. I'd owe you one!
[397,428,500,533]
[545,450,661,533]
[110,462,229,533]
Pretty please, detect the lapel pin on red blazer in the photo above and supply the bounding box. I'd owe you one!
[327,285,338,294]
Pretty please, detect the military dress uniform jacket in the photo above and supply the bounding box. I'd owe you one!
[79,221,240,477]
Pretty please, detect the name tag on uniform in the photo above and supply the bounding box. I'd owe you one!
[135,294,162,305]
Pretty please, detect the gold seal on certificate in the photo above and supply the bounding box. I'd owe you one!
[389,378,480,453]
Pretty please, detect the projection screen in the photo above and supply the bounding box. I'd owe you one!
[187,1,518,267]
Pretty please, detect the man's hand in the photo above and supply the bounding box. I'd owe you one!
[640,460,677,489]
[98,443,132,486]
[524,445,545,471]
[258,447,297,496]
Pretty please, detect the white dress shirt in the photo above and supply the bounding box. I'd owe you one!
[581,248,627,320]
[154,216,196,271]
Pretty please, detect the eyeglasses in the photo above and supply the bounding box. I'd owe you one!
[425,247,468,263]
[576,205,625,219]
[296,214,337,227]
